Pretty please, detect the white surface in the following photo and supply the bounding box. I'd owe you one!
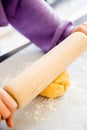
[0,25,29,55]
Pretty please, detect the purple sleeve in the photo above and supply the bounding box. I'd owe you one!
[1,0,74,52]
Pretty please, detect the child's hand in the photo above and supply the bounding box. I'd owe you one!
[0,88,17,128]
[72,22,87,35]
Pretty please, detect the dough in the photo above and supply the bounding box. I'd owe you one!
[40,71,70,98]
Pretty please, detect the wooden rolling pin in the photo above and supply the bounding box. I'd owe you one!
[3,32,87,109]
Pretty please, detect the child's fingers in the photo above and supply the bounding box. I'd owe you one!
[72,23,87,35]
[82,22,87,27]
[0,99,11,119]
[0,115,1,122]
[6,115,14,128]
[77,24,87,35]
[0,89,17,128]
[0,88,17,112]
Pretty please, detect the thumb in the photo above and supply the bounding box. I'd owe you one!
[6,114,14,128]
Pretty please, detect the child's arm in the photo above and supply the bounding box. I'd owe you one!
[1,0,74,51]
